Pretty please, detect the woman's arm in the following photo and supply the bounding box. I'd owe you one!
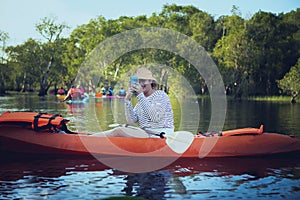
[125,100,138,123]
[136,92,168,123]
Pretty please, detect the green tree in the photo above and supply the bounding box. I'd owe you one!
[213,8,251,98]
[277,58,300,103]
[6,37,68,93]
[6,39,45,92]
[189,11,218,51]
[0,30,9,95]
[160,4,200,35]
[35,17,69,96]
[247,11,289,95]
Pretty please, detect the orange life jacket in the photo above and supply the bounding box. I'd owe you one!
[0,110,72,133]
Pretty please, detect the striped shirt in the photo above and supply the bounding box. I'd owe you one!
[125,90,174,132]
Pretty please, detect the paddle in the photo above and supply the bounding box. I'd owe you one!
[108,124,194,154]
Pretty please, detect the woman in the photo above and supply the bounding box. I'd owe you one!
[95,67,174,138]
[125,67,174,137]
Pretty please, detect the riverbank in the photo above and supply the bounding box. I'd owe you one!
[2,91,297,103]
[195,95,296,103]
[247,95,294,102]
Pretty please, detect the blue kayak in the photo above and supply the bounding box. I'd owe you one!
[65,94,89,104]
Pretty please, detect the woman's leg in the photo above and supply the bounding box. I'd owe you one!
[93,126,149,138]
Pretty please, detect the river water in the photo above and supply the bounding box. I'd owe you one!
[0,94,300,200]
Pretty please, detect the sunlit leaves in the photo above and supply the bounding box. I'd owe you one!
[278,58,300,96]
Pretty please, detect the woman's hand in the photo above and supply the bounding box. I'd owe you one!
[131,83,143,95]
[126,83,143,101]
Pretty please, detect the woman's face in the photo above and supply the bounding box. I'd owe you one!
[139,79,153,93]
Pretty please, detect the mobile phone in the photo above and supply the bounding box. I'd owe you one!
[130,76,139,86]
[130,76,139,95]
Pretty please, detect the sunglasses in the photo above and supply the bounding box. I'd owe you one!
[139,79,152,85]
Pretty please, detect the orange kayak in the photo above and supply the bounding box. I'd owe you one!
[0,111,300,158]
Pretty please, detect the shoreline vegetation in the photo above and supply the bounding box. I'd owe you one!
[1,91,297,103]
[247,96,293,102]
[0,4,299,102]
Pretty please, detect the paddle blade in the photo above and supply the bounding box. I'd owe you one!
[165,131,194,154]
[108,124,122,128]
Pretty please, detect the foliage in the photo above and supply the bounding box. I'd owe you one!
[277,58,300,101]
[0,30,9,95]
[1,5,300,100]
[213,13,251,98]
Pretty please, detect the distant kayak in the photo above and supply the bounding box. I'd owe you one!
[93,93,125,99]
[65,94,89,104]
[1,111,300,158]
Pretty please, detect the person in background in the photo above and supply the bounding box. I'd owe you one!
[101,86,106,95]
[118,87,126,97]
[107,86,114,96]
[63,85,84,101]
[57,87,66,95]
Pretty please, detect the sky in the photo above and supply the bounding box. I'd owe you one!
[1,0,299,46]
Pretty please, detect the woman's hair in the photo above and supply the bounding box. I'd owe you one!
[151,81,158,89]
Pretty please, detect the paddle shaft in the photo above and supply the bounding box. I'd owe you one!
[144,129,165,138]
[144,129,195,145]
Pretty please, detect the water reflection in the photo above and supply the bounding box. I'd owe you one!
[121,170,173,200]
[223,99,300,135]
[0,155,299,199]
[1,94,300,199]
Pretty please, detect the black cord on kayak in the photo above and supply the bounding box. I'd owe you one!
[159,132,166,139]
